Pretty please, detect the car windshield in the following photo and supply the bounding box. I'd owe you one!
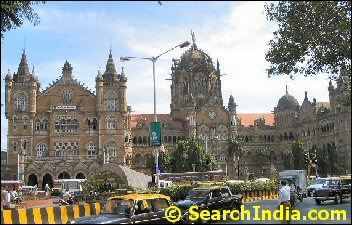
[102,199,133,215]
[187,190,210,199]
[315,179,326,184]
[325,180,340,186]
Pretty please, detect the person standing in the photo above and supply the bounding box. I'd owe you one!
[278,180,291,224]
[45,184,51,199]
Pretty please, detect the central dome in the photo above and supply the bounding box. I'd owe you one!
[277,93,299,110]
[178,46,213,70]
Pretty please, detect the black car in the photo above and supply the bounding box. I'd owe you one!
[68,193,172,224]
[173,186,242,223]
[313,177,351,205]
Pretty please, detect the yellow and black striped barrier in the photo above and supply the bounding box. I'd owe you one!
[1,202,101,224]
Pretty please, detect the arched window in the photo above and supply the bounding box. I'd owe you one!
[23,117,28,129]
[92,118,98,130]
[16,94,27,112]
[87,143,97,158]
[13,116,18,129]
[106,141,118,158]
[107,117,117,129]
[13,141,17,152]
[105,91,118,111]
[182,81,189,95]
[43,119,49,131]
[37,144,47,157]
[36,119,41,131]
[23,139,28,150]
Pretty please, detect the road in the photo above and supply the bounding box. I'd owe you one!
[219,197,351,224]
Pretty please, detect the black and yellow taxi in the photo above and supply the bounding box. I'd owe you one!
[68,193,171,224]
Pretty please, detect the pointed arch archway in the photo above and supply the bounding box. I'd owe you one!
[42,173,53,190]
[58,171,71,179]
[76,172,86,179]
[27,173,38,186]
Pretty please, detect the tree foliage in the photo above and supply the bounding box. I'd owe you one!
[283,151,294,170]
[265,1,351,80]
[315,145,345,177]
[291,140,306,170]
[147,138,215,174]
[169,138,215,173]
[1,1,46,40]
[254,147,271,163]
[227,136,245,160]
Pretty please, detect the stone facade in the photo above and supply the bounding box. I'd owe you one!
[4,40,351,188]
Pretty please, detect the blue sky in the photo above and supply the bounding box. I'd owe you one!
[1,1,332,151]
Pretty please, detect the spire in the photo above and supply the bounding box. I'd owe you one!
[121,67,125,77]
[286,85,288,95]
[104,48,117,76]
[5,69,12,81]
[16,49,31,82]
[216,59,220,73]
[191,30,197,49]
[304,91,308,101]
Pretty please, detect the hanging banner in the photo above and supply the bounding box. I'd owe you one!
[150,122,161,147]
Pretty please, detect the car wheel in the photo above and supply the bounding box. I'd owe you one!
[315,199,321,205]
[334,194,342,204]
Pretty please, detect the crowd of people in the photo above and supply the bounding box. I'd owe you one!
[1,186,22,209]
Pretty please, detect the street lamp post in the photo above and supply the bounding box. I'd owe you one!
[121,40,190,186]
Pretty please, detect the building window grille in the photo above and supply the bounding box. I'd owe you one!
[37,144,46,157]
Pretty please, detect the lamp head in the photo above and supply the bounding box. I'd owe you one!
[179,41,190,48]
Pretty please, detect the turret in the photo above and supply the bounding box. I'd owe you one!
[5,69,13,118]
[95,69,104,112]
[29,67,38,113]
[120,67,128,113]
[228,95,237,129]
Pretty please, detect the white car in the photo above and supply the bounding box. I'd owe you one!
[307,178,327,197]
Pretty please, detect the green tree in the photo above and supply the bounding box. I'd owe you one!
[169,138,215,173]
[226,136,245,179]
[315,145,345,177]
[265,1,351,79]
[283,151,294,170]
[291,140,306,170]
[227,136,245,160]
[1,1,46,40]
[255,147,270,163]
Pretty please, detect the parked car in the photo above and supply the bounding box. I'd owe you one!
[68,193,172,224]
[173,186,242,223]
[307,178,327,197]
[313,177,351,205]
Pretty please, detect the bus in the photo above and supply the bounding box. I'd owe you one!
[53,179,87,196]
[158,170,225,183]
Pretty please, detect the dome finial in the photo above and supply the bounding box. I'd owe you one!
[191,30,197,49]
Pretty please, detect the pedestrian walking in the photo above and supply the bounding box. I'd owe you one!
[45,184,51,199]
[278,180,291,224]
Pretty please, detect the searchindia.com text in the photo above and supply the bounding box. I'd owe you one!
[164,205,347,222]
